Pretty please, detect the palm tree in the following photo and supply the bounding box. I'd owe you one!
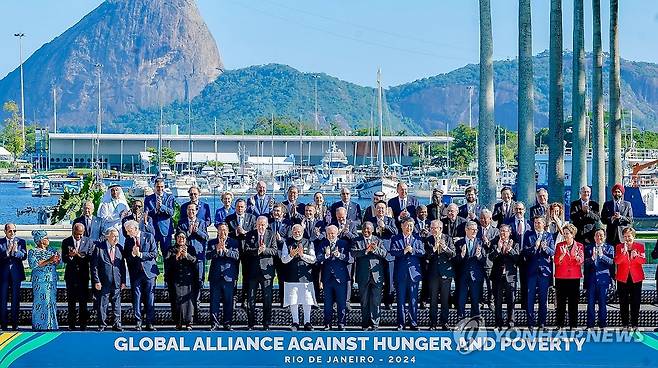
[571,0,587,200]
[548,0,565,203]
[517,0,535,206]
[591,0,605,202]
[478,0,497,209]
[608,0,622,193]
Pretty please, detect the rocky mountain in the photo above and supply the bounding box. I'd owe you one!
[0,0,222,129]
[110,53,658,134]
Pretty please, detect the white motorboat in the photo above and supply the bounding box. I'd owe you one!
[17,173,33,189]
[31,175,51,197]
[171,174,198,197]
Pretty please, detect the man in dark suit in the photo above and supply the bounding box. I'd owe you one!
[425,220,455,330]
[478,209,500,312]
[62,223,95,330]
[523,216,555,329]
[144,178,176,256]
[123,220,159,331]
[492,187,516,228]
[243,216,278,330]
[508,201,531,309]
[455,221,486,319]
[121,199,155,239]
[226,199,256,307]
[281,185,305,221]
[388,182,419,230]
[207,223,240,331]
[362,191,386,224]
[332,206,358,310]
[91,228,127,332]
[330,187,362,225]
[601,183,634,246]
[73,200,102,241]
[180,186,212,228]
[0,223,27,331]
[570,185,601,245]
[372,201,398,309]
[177,202,209,323]
[300,204,326,305]
[585,228,614,328]
[268,203,292,305]
[427,188,447,222]
[443,203,466,307]
[352,222,388,330]
[390,218,425,330]
[317,225,351,330]
[529,188,549,220]
[489,224,520,328]
[458,186,482,223]
[247,180,275,217]
[0,223,26,331]
[414,204,431,309]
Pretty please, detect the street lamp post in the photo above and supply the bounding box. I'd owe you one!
[14,33,26,143]
[467,86,474,128]
[94,63,102,170]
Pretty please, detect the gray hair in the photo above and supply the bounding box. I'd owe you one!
[123,220,139,232]
[104,227,119,237]
[362,221,374,232]
[480,208,492,218]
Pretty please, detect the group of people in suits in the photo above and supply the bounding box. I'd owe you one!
[0,177,652,332]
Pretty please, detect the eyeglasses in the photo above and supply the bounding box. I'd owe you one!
[5,229,16,233]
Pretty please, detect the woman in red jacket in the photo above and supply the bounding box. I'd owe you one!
[614,227,645,329]
[554,223,584,329]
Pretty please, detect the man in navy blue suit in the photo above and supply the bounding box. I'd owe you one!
[243,216,278,330]
[62,223,95,331]
[458,186,482,224]
[331,207,358,310]
[121,199,155,239]
[317,225,350,330]
[281,185,305,221]
[523,216,555,330]
[207,223,240,331]
[372,201,399,309]
[585,228,614,328]
[390,217,425,330]
[0,223,26,331]
[330,187,362,225]
[123,220,159,331]
[180,186,212,228]
[73,200,102,241]
[455,221,486,319]
[508,201,531,309]
[177,203,209,323]
[144,178,175,255]
[91,228,127,332]
[388,182,419,230]
[247,180,275,217]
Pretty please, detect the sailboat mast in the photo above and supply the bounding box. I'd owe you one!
[377,69,384,175]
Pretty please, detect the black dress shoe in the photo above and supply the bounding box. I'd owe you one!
[291,323,299,331]
[186,325,193,331]
[311,305,319,310]
[135,325,143,331]
[145,325,157,332]
[263,325,270,331]
[338,325,346,331]
[176,325,183,331]
[210,325,220,331]
[247,326,254,331]
[80,326,87,331]
[441,324,450,331]
[112,325,124,332]
[396,325,403,331]
[323,324,330,331]
[428,326,437,331]
[409,326,419,331]
[98,326,106,332]
[11,325,18,331]
[224,324,233,331]
[304,323,314,331]
[346,305,353,312]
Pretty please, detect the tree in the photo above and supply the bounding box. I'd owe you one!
[548,0,565,203]
[478,0,497,208]
[147,146,178,169]
[571,0,587,200]
[450,124,477,171]
[608,0,622,194]
[591,0,606,202]
[517,0,536,206]
[2,101,25,162]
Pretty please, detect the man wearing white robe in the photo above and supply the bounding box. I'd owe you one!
[98,184,130,244]
[280,224,317,331]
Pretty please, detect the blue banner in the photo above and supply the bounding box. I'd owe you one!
[1,329,657,368]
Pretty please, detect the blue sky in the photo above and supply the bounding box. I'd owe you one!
[0,0,656,87]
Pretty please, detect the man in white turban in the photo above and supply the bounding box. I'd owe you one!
[98,184,130,244]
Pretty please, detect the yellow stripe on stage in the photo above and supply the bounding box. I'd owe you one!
[0,333,19,351]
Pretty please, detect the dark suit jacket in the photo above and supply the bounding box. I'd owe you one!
[362,205,377,225]
[442,216,466,246]
[388,196,420,227]
[372,216,398,262]
[389,234,425,283]
[507,217,531,248]
[180,201,212,228]
[414,217,432,239]
[316,238,350,284]
[600,200,633,246]
[91,241,127,290]
[489,238,520,283]
[206,238,240,283]
[427,202,448,222]
[584,242,614,286]
[352,235,388,286]
[522,232,555,277]
[478,225,500,269]
[247,194,274,217]
[529,203,549,220]
[268,218,292,250]
[123,232,160,281]
[226,212,256,250]
[424,234,456,279]
[144,193,176,246]
[61,236,95,284]
[0,237,27,282]
[454,237,487,282]
[299,218,326,245]
[73,215,102,240]
[569,199,601,244]
[331,220,359,243]
[458,202,482,223]
[330,201,362,225]
[177,218,209,261]
[243,229,278,280]
[281,200,305,220]
[492,201,516,227]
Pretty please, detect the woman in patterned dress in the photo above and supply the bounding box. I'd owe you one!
[27,230,60,331]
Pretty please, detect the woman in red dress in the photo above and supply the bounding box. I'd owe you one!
[614,227,645,329]
[553,223,584,329]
